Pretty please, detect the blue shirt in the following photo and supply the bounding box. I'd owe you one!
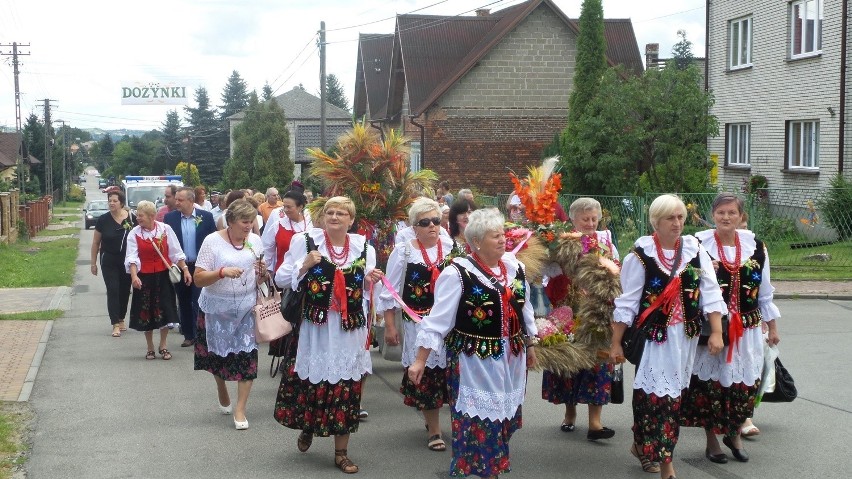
[180,210,198,262]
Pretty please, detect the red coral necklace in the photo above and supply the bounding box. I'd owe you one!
[653,233,680,271]
[472,253,508,287]
[324,231,350,267]
[417,239,443,269]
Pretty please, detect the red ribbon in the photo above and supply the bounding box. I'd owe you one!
[429,266,440,294]
[502,287,519,337]
[332,269,348,320]
[726,311,745,363]
[636,277,682,328]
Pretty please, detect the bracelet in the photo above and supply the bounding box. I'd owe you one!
[218,267,225,279]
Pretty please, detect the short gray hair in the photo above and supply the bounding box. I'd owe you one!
[177,187,195,202]
[568,197,601,221]
[649,194,686,230]
[464,208,504,246]
[136,200,156,217]
[458,188,473,199]
[408,197,441,225]
[266,187,279,196]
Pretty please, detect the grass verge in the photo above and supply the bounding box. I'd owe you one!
[768,241,852,280]
[36,228,78,237]
[0,310,63,321]
[0,238,78,287]
[0,402,32,479]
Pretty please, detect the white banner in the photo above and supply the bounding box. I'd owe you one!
[121,81,189,105]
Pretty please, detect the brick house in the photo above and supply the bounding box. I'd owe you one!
[353,0,643,195]
[707,0,851,192]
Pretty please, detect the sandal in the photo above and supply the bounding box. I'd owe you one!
[145,350,156,360]
[118,321,127,331]
[334,449,358,474]
[297,431,313,453]
[630,443,661,474]
[427,434,446,452]
[112,325,121,337]
[158,348,172,360]
[740,424,760,437]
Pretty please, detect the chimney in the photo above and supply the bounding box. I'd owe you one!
[645,43,660,67]
[475,8,490,16]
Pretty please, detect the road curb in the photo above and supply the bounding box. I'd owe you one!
[774,293,852,300]
[18,320,53,402]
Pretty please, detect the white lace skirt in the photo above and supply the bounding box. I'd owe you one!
[691,325,764,387]
[294,313,372,384]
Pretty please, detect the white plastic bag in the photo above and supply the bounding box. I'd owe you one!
[758,335,780,398]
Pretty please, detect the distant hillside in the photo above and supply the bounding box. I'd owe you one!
[85,128,152,141]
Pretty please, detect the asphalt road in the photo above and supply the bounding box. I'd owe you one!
[23,179,852,478]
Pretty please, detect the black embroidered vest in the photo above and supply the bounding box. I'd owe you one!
[302,238,368,331]
[400,240,463,322]
[445,260,527,360]
[632,245,702,344]
[714,239,766,330]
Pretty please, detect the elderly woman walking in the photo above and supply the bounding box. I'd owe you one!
[680,193,782,464]
[193,199,267,430]
[378,197,462,452]
[409,208,537,479]
[273,196,384,474]
[609,194,726,479]
[124,200,191,360]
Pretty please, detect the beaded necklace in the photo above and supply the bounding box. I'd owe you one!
[417,238,443,269]
[653,233,681,271]
[226,228,245,251]
[714,230,741,313]
[472,253,508,287]
[324,231,350,267]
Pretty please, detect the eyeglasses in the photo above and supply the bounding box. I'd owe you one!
[415,217,441,227]
[325,210,350,217]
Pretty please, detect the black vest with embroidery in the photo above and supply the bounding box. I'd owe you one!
[302,238,368,331]
[401,240,463,322]
[714,239,766,330]
[445,260,528,360]
[632,245,702,344]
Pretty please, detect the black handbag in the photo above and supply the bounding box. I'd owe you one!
[762,357,797,402]
[610,364,624,404]
[698,315,730,346]
[621,241,682,365]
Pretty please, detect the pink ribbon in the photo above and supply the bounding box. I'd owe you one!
[510,231,533,255]
[380,276,423,323]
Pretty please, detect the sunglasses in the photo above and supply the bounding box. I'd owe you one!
[415,217,441,227]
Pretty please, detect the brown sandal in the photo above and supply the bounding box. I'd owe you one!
[145,350,156,360]
[630,443,661,473]
[112,325,121,337]
[427,434,446,451]
[334,448,358,474]
[158,348,172,360]
[297,431,313,453]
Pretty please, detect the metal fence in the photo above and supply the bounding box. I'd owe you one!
[483,189,852,270]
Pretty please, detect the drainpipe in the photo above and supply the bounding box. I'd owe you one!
[409,114,426,166]
[839,0,848,175]
[705,0,710,92]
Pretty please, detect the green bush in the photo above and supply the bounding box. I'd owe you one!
[67,184,86,202]
[817,175,852,240]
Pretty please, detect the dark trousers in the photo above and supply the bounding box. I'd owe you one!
[100,252,132,324]
[174,262,201,340]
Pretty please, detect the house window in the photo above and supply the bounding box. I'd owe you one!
[787,120,819,169]
[729,16,752,69]
[790,0,822,58]
[409,141,422,172]
[726,123,750,166]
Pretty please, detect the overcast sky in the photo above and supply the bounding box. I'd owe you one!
[0,0,705,133]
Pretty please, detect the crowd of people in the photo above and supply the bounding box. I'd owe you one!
[88,179,781,479]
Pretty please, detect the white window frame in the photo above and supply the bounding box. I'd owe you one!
[727,123,751,166]
[790,0,823,59]
[787,120,819,169]
[729,16,753,69]
[409,141,422,172]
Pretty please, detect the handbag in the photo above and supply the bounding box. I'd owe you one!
[150,237,182,284]
[621,240,683,365]
[254,279,292,343]
[698,315,730,346]
[610,364,624,404]
[761,356,797,402]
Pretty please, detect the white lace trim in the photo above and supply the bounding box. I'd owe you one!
[457,384,524,422]
[691,326,764,387]
[759,302,781,322]
[632,322,697,398]
[402,320,446,368]
[295,347,372,384]
[415,330,446,353]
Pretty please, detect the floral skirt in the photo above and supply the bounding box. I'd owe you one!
[194,312,258,381]
[128,271,178,331]
[400,365,449,411]
[447,348,521,478]
[541,362,613,406]
[273,341,363,437]
[632,388,686,464]
[680,375,759,436]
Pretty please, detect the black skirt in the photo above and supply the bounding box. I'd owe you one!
[129,271,179,331]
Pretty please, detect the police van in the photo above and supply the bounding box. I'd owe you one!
[122,175,183,213]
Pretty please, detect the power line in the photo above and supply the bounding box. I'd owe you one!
[326,0,450,32]
[271,46,319,97]
[268,34,318,94]
[636,6,705,23]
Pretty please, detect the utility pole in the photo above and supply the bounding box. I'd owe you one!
[1,42,31,203]
[54,120,66,202]
[319,21,327,151]
[38,99,56,198]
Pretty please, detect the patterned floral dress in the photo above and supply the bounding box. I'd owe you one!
[124,222,185,331]
[273,230,376,437]
[613,235,726,464]
[542,230,620,406]
[193,232,262,381]
[416,254,537,478]
[680,230,780,436]
[377,236,461,410]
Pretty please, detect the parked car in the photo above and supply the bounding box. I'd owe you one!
[84,201,109,229]
[98,178,108,189]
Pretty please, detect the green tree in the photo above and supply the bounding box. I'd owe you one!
[160,110,184,171]
[262,82,274,101]
[22,114,47,192]
[325,73,350,112]
[671,30,695,70]
[184,87,225,185]
[219,70,249,120]
[175,161,201,187]
[222,92,293,190]
[90,135,114,174]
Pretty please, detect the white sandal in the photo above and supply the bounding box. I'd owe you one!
[740,424,760,437]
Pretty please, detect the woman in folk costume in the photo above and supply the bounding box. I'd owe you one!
[273,196,384,474]
[261,190,313,276]
[378,197,463,452]
[541,197,620,440]
[409,208,538,479]
[680,193,781,464]
[609,194,726,479]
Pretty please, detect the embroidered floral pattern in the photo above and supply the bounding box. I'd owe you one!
[680,376,759,437]
[465,286,495,330]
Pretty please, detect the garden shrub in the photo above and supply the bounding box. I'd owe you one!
[817,175,852,240]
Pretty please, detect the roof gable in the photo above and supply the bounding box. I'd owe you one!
[0,132,22,167]
[354,33,394,120]
[229,87,351,121]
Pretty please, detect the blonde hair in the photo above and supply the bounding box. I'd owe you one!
[649,194,687,230]
[225,199,258,223]
[408,197,441,225]
[322,196,356,218]
[136,200,156,217]
[252,192,266,205]
[568,197,602,221]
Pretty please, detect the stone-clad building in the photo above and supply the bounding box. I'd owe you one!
[353,0,643,194]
